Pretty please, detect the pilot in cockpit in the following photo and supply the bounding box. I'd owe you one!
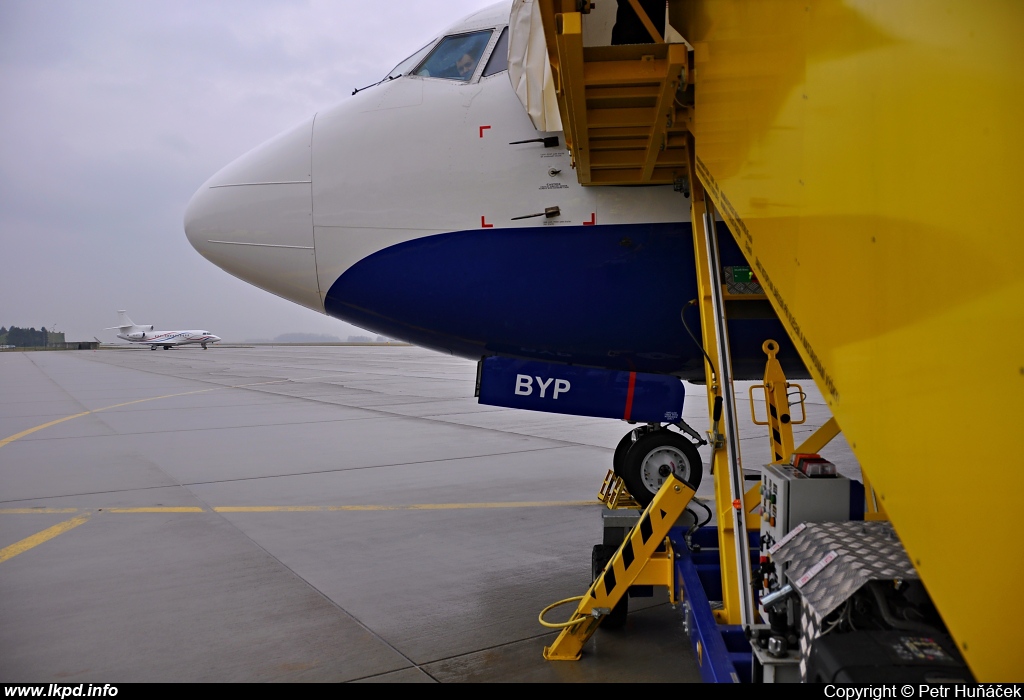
[413,30,491,81]
[454,52,477,78]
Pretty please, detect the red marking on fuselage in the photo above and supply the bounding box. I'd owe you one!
[623,372,637,421]
[479,125,491,138]
[481,216,493,228]
[583,213,596,226]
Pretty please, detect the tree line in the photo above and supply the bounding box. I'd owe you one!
[0,326,55,347]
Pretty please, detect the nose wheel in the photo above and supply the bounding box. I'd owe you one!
[612,430,638,478]
[617,428,702,507]
[611,425,657,478]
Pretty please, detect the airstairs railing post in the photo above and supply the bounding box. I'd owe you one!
[700,198,755,628]
[686,146,755,628]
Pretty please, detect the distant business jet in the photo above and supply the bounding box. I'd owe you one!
[183,1,805,503]
[105,310,221,350]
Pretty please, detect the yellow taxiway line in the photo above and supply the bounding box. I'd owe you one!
[1,502,598,516]
[1,379,602,562]
[0,501,601,563]
[0,380,290,451]
[0,513,92,564]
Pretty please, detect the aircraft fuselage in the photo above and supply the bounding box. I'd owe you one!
[184,2,804,379]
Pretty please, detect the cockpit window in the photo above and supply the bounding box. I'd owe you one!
[385,39,438,81]
[482,27,509,77]
[414,30,492,81]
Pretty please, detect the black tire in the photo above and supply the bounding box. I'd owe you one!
[591,545,628,629]
[612,430,637,478]
[612,425,658,478]
[620,429,703,507]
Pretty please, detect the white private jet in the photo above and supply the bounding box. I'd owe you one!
[183,1,804,503]
[105,310,221,350]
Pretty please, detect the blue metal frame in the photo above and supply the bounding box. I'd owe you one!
[670,526,757,683]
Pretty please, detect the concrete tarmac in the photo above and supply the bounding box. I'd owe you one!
[0,345,857,682]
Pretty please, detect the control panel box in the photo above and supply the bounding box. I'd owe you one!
[760,465,851,552]
[757,465,853,633]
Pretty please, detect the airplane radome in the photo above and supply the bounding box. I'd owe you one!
[183,1,804,503]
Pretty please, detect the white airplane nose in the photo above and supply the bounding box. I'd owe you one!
[184,116,322,312]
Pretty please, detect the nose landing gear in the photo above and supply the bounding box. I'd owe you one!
[614,426,703,507]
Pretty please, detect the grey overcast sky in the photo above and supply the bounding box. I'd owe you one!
[0,0,502,342]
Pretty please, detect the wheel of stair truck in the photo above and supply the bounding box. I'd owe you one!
[591,545,628,630]
[620,428,703,507]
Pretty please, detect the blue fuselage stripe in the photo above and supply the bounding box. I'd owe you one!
[324,222,806,378]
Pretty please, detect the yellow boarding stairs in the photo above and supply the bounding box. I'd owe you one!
[526,0,1024,679]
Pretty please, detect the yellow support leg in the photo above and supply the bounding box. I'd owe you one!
[749,339,806,465]
[541,474,696,661]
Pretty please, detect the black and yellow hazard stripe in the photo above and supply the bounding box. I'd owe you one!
[543,474,696,661]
